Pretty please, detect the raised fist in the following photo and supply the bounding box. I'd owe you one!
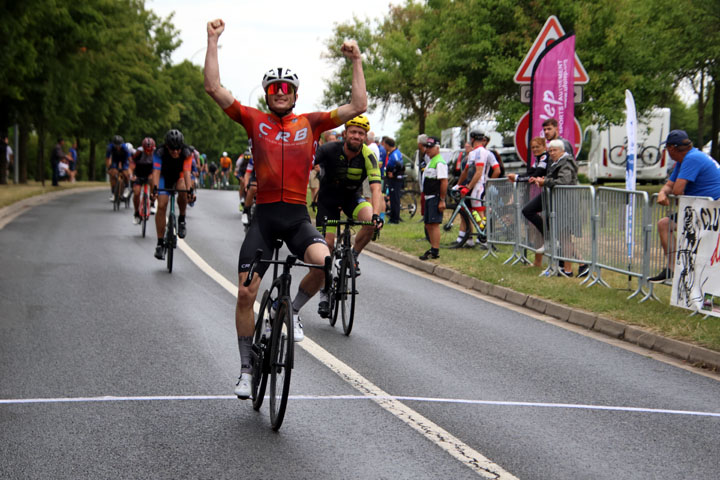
[207,19,225,38]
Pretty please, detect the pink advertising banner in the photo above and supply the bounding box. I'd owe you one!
[531,34,576,154]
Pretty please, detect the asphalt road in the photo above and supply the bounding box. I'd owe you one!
[1,189,719,480]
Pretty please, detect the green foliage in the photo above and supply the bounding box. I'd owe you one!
[0,0,250,180]
[321,0,720,149]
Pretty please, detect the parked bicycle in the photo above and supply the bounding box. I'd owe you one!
[320,218,374,335]
[157,187,191,273]
[244,242,331,430]
[385,188,419,220]
[440,189,487,248]
[609,140,661,168]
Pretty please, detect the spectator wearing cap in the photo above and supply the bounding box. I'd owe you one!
[419,136,448,260]
[649,129,720,283]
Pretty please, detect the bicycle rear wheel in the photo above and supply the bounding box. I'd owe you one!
[251,289,274,411]
[340,253,356,336]
[166,215,175,273]
[269,297,293,431]
[400,190,418,219]
[440,208,471,248]
[609,145,626,166]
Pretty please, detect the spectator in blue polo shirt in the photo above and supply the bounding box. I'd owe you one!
[649,129,720,283]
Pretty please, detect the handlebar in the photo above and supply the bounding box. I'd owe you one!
[242,247,332,288]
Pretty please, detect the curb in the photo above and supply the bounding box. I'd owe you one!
[365,241,720,372]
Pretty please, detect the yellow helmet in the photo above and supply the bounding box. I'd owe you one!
[345,115,370,132]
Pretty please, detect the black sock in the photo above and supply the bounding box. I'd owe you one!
[157,239,163,246]
[178,215,185,223]
[431,248,439,255]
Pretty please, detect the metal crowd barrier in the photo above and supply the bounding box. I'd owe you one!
[478,179,713,304]
[483,179,517,261]
[591,188,651,299]
[544,185,595,278]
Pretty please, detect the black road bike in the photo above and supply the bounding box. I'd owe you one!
[244,242,331,430]
[321,219,374,335]
[157,188,191,273]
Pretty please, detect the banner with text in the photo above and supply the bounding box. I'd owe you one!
[671,197,720,318]
[531,34,575,154]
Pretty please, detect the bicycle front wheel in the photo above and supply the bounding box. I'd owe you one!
[269,297,293,430]
[166,215,175,273]
[251,289,274,411]
[141,192,149,238]
[440,207,471,248]
[340,253,356,336]
[331,260,343,327]
[113,180,121,211]
[640,146,660,167]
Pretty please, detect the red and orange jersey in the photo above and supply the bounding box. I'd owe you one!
[223,100,342,205]
[219,155,232,169]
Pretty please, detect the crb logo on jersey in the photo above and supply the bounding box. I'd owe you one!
[258,122,308,142]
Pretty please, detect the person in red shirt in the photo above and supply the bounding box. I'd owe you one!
[204,18,367,399]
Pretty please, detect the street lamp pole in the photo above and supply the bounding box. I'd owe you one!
[189,44,222,64]
[247,84,263,107]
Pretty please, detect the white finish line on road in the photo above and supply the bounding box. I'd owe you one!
[3,395,720,419]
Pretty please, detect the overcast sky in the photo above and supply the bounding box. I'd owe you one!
[147,0,404,136]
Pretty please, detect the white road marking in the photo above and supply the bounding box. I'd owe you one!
[3,394,719,419]
[178,239,517,479]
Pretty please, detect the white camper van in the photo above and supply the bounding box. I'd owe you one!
[585,108,671,185]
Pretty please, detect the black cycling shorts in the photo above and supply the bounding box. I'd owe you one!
[238,202,327,276]
[315,190,371,227]
[133,164,153,184]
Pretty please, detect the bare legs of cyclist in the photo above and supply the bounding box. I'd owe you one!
[234,271,261,398]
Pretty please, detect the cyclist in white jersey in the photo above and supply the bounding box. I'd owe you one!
[451,130,500,247]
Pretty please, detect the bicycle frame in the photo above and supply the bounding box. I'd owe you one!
[446,194,485,236]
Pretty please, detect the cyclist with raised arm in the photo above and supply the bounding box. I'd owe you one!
[151,129,196,260]
[204,17,366,399]
[106,135,131,202]
[130,137,156,224]
[313,115,383,303]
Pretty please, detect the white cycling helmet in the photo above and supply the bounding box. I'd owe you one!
[261,67,299,91]
[223,151,227,156]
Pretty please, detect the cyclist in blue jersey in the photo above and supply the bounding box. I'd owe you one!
[106,135,131,202]
[382,137,404,223]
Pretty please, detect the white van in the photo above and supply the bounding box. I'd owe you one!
[586,108,671,185]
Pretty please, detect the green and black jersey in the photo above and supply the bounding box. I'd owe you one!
[314,141,381,195]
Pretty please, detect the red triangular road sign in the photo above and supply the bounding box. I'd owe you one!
[513,15,589,84]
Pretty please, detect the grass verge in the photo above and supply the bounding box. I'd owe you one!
[374,212,720,352]
[0,181,104,208]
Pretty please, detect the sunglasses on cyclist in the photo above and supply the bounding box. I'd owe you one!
[266,82,295,96]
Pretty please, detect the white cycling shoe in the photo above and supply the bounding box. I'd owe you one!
[293,313,304,342]
[234,375,251,399]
